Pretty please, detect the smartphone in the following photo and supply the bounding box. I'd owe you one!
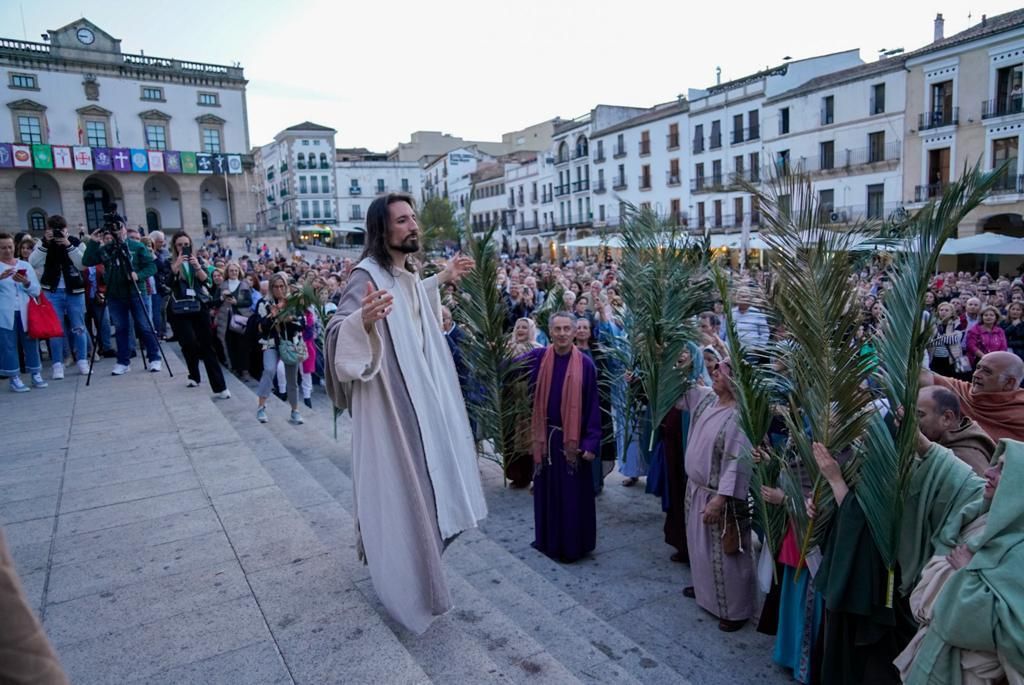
[17,268,27,277]
[182,245,193,257]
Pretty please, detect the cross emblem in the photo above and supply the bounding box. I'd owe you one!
[114,151,128,165]
[75,150,91,165]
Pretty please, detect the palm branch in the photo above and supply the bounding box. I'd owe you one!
[617,204,712,449]
[744,171,879,573]
[855,165,998,599]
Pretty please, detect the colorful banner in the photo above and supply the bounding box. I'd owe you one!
[0,144,12,168]
[210,154,227,175]
[147,150,165,173]
[227,154,242,174]
[111,148,132,172]
[93,147,113,171]
[52,146,73,170]
[164,151,181,174]
[129,149,148,172]
[196,153,213,174]
[31,144,53,169]
[73,146,93,170]
[13,145,35,168]
[180,152,197,174]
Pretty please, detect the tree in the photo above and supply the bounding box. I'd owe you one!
[419,197,460,254]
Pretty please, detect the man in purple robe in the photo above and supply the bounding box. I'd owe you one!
[521,312,602,563]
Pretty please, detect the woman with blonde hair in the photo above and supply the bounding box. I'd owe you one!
[255,271,305,424]
[220,260,254,378]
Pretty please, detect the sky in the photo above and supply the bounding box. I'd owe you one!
[5,0,1022,152]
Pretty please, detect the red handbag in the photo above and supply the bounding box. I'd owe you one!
[27,293,64,340]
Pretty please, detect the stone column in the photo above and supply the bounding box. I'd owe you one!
[58,175,88,230]
[178,176,203,239]
[119,175,146,231]
[0,171,19,227]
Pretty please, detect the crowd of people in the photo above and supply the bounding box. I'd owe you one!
[2,194,1023,684]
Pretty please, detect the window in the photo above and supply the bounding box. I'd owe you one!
[693,124,704,153]
[695,162,705,190]
[145,124,167,150]
[322,176,330,192]
[302,139,309,146]
[747,110,759,139]
[697,202,706,228]
[85,120,107,147]
[871,83,886,115]
[301,200,310,219]
[928,80,955,126]
[17,115,42,144]
[734,197,744,226]
[820,141,835,170]
[323,201,332,218]
[9,73,37,90]
[376,179,385,193]
[819,189,835,221]
[995,63,1024,116]
[401,178,410,192]
[312,200,320,217]
[776,150,790,175]
[198,92,219,106]
[732,114,744,144]
[639,130,650,156]
[668,158,680,185]
[640,164,651,189]
[671,198,681,225]
[712,160,722,186]
[992,137,1019,191]
[614,133,626,157]
[713,200,723,227]
[821,95,834,125]
[202,128,221,153]
[310,176,319,193]
[141,87,164,101]
[866,184,885,219]
[314,140,321,145]
[868,131,886,163]
[668,123,679,149]
[710,120,721,149]
[595,140,605,160]
[749,152,760,182]
[29,210,46,230]
[319,153,328,168]
[751,195,761,225]
[734,155,744,178]
[779,107,790,135]
[297,153,306,169]
[299,177,308,194]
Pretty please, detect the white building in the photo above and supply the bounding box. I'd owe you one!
[335,148,421,244]
[686,50,863,233]
[762,55,908,224]
[253,121,337,233]
[1,18,254,235]
[589,98,690,230]
[504,154,554,251]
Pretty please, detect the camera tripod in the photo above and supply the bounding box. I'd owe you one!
[85,233,173,386]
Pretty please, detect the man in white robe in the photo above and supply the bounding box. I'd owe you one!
[325,193,487,634]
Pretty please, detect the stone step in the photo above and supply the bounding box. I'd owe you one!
[40,361,429,685]
[207,370,698,684]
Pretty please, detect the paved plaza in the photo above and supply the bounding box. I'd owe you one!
[1,354,792,684]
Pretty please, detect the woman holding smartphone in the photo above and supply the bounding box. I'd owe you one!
[0,232,47,392]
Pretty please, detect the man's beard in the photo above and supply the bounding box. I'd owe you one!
[390,235,419,254]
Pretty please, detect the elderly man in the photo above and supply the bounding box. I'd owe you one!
[916,386,996,476]
[962,296,982,329]
[923,351,1024,442]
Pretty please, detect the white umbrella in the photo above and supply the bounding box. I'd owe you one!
[940,232,1024,255]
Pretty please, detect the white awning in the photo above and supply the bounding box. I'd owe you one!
[941,232,1024,255]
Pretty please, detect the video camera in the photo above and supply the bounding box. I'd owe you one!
[100,203,126,238]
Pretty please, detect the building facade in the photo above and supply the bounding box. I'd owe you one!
[253,121,337,234]
[335,149,421,243]
[1,18,255,236]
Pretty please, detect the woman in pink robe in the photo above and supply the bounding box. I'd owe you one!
[681,358,756,631]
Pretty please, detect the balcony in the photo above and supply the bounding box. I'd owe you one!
[728,169,760,186]
[638,174,652,190]
[554,184,571,197]
[541,192,553,203]
[349,212,363,221]
[593,150,606,163]
[612,176,627,191]
[571,179,590,193]
[918,107,959,130]
[666,171,681,187]
[375,185,387,195]
[613,145,627,159]
[981,97,1024,119]
[639,140,651,156]
[667,134,680,150]
[801,142,901,175]
[914,182,949,202]
[990,173,1024,195]
[573,147,589,160]
[592,180,607,194]
[691,175,724,193]
[731,126,759,144]
[709,133,722,149]
[348,186,362,196]
[555,154,571,166]
[692,138,705,154]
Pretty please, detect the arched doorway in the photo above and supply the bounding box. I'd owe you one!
[201,209,211,229]
[83,174,124,231]
[144,174,183,232]
[15,172,62,232]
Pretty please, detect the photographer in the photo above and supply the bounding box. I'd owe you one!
[81,218,162,376]
[29,215,88,379]
[167,231,228,398]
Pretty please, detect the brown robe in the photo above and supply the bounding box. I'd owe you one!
[934,375,1024,443]
[940,417,997,476]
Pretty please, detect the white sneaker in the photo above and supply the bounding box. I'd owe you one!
[52,362,64,380]
[213,389,231,400]
[186,379,199,388]
[31,373,48,388]
[77,359,90,375]
[111,363,130,376]
[148,360,162,373]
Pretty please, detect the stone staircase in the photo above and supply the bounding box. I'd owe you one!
[195,365,787,685]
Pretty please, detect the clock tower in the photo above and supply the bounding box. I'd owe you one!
[45,19,122,65]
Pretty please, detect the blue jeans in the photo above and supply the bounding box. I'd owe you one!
[48,289,87,364]
[107,296,161,366]
[0,313,41,376]
[151,291,165,337]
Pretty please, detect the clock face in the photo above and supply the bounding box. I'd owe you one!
[76,27,95,45]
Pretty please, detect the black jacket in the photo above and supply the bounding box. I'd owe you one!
[30,238,87,294]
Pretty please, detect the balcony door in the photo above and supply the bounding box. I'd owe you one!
[930,81,953,120]
[928,147,951,189]
[993,136,1019,191]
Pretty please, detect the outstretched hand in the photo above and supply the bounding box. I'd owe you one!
[361,281,393,331]
[440,252,475,285]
